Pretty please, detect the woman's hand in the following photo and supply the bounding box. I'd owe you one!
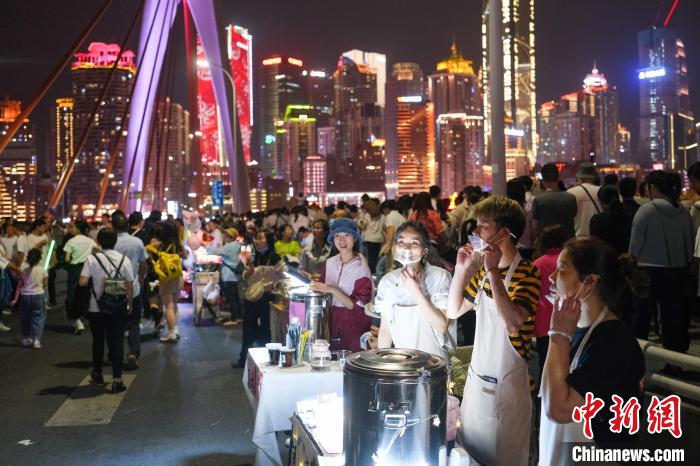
[309,281,330,293]
[401,266,422,296]
[550,296,582,337]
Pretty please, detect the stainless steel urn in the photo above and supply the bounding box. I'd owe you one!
[343,349,448,465]
[288,289,332,346]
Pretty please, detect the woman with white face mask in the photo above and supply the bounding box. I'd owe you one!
[376,221,456,360]
[540,236,645,465]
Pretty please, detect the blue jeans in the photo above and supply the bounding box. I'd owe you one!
[20,294,46,340]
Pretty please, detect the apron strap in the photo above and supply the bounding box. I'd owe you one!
[569,306,609,371]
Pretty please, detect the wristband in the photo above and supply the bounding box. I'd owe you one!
[547,329,573,342]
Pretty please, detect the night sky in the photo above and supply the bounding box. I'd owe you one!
[1,0,699,168]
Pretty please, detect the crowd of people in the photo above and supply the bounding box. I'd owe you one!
[0,160,697,462]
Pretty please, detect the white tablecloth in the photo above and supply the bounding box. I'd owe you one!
[242,347,343,466]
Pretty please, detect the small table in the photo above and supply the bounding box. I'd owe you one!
[242,347,343,466]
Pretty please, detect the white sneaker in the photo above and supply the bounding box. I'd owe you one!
[0,323,10,332]
[21,337,33,347]
[1,309,11,316]
[160,332,178,343]
[32,339,42,349]
[74,319,85,331]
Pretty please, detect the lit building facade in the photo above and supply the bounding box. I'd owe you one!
[303,69,334,126]
[384,63,425,198]
[437,113,483,193]
[303,155,326,203]
[429,43,483,194]
[537,66,622,166]
[342,49,387,107]
[317,126,335,157]
[69,42,135,215]
[638,27,694,169]
[0,97,37,221]
[260,55,305,178]
[52,98,75,177]
[142,97,190,210]
[396,97,435,195]
[481,0,537,164]
[282,105,316,193]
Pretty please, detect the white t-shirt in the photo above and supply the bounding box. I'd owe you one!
[63,234,97,264]
[80,250,134,313]
[291,214,311,234]
[361,213,385,243]
[0,236,18,261]
[567,183,601,236]
[115,232,147,297]
[209,229,223,249]
[19,233,49,268]
[21,264,48,296]
[384,211,406,230]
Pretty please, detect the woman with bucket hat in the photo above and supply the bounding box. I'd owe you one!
[309,218,372,352]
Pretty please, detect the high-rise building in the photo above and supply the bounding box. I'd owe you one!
[385,63,425,197]
[617,123,632,164]
[303,69,334,126]
[142,97,190,209]
[638,27,693,169]
[333,55,378,116]
[69,42,136,214]
[260,55,305,178]
[537,66,622,165]
[429,43,483,193]
[303,155,326,204]
[0,97,37,221]
[282,105,316,193]
[396,96,435,194]
[317,126,335,157]
[481,0,537,164]
[437,114,483,193]
[51,98,75,178]
[342,49,387,107]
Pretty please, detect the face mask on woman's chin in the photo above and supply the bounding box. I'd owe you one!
[395,248,423,266]
[546,280,591,305]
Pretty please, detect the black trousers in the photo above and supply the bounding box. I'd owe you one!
[635,266,691,353]
[364,241,381,273]
[48,266,57,304]
[238,295,271,363]
[125,295,142,357]
[65,263,84,320]
[221,281,241,321]
[87,312,126,379]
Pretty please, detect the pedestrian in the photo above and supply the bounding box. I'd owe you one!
[446,195,540,466]
[18,248,48,349]
[147,221,184,343]
[63,220,97,335]
[532,163,577,238]
[589,184,633,256]
[629,170,693,353]
[375,221,456,360]
[299,219,331,280]
[112,212,147,369]
[532,224,571,384]
[686,162,700,235]
[618,177,640,218]
[380,200,406,257]
[208,227,243,326]
[274,225,302,260]
[206,219,223,249]
[567,162,601,236]
[309,218,373,352]
[79,228,134,393]
[539,237,645,464]
[359,199,384,273]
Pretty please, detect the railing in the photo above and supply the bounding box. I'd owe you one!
[638,339,700,402]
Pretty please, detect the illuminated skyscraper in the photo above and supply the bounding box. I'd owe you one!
[303,68,333,126]
[260,55,305,178]
[638,27,693,168]
[333,55,377,116]
[51,98,74,177]
[481,0,537,164]
[342,49,387,107]
[303,155,326,203]
[69,42,135,215]
[143,97,190,209]
[396,96,435,195]
[537,66,621,165]
[282,105,316,193]
[0,97,37,221]
[429,43,483,193]
[385,63,425,197]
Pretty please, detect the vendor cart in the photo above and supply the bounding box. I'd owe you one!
[192,259,221,326]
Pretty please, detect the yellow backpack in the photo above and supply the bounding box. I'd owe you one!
[147,244,182,284]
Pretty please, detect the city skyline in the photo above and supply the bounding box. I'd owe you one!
[1,0,699,165]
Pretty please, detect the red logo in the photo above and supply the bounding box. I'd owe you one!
[572,392,605,439]
[609,395,641,435]
[647,395,682,438]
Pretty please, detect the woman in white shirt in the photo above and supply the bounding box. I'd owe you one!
[359,199,385,273]
[376,221,456,361]
[63,220,97,334]
[19,248,49,349]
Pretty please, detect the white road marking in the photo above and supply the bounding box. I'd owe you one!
[44,374,136,427]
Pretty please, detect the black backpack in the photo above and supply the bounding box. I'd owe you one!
[90,253,128,315]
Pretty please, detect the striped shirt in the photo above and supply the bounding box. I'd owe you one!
[464,259,541,360]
